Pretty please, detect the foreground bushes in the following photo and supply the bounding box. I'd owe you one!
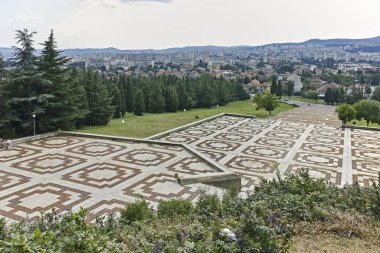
[0,171,379,252]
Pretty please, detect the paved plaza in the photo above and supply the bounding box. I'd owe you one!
[155,116,380,191]
[0,105,379,222]
[0,136,226,222]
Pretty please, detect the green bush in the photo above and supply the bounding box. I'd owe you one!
[157,198,194,218]
[196,191,222,220]
[120,198,153,225]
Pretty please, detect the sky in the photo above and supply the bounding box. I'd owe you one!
[1,0,380,49]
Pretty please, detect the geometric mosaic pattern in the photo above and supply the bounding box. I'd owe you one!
[65,141,126,157]
[0,183,91,221]
[167,157,218,175]
[11,153,87,175]
[123,173,200,203]
[293,152,342,168]
[154,110,364,190]
[242,145,288,159]
[114,149,176,167]
[62,163,141,188]
[196,140,241,152]
[283,164,342,185]
[0,170,30,191]
[0,136,220,222]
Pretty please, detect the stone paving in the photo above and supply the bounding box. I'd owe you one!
[0,137,223,222]
[1,105,379,222]
[154,114,380,191]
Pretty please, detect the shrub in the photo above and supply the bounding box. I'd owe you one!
[157,198,194,218]
[196,191,222,221]
[120,198,153,225]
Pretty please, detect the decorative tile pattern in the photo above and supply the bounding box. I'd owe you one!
[306,135,343,146]
[196,140,241,152]
[265,131,301,140]
[225,156,278,174]
[227,127,262,135]
[65,142,126,157]
[62,163,141,188]
[0,183,90,221]
[179,128,215,137]
[242,145,288,159]
[214,133,253,143]
[300,143,343,156]
[283,164,342,185]
[0,146,41,162]
[254,137,296,149]
[294,152,342,168]
[167,157,217,175]
[159,134,200,144]
[11,153,87,174]
[197,149,227,161]
[114,149,176,167]
[123,173,200,203]
[0,170,30,191]
[27,137,83,149]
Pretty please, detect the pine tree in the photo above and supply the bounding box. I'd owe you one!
[37,29,87,131]
[110,82,123,118]
[177,82,189,110]
[134,88,145,116]
[196,81,215,108]
[276,80,283,97]
[164,86,179,112]
[149,83,165,113]
[270,76,277,95]
[124,77,134,112]
[83,71,114,125]
[5,29,53,135]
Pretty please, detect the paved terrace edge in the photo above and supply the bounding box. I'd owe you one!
[147,113,256,140]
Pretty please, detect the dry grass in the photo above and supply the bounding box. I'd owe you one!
[291,211,380,253]
[291,234,380,253]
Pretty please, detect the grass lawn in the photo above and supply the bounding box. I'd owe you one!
[347,119,380,128]
[78,100,295,138]
[290,96,325,105]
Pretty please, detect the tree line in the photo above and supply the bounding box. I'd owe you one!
[0,29,249,137]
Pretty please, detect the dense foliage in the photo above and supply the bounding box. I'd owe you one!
[1,171,378,252]
[0,29,249,137]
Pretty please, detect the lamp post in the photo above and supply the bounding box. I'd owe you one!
[33,114,36,136]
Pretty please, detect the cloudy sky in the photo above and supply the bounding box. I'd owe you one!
[1,0,380,49]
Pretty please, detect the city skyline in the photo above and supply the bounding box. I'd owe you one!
[1,0,380,49]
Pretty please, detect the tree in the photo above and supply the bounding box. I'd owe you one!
[124,77,134,113]
[177,82,189,110]
[286,81,294,97]
[164,86,179,112]
[149,83,165,113]
[353,100,380,126]
[270,76,277,95]
[134,88,145,116]
[37,30,87,131]
[276,80,283,97]
[5,29,53,135]
[306,91,319,103]
[82,71,114,126]
[252,90,279,116]
[372,86,380,102]
[336,103,357,124]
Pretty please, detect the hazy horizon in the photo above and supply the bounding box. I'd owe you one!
[1,0,380,49]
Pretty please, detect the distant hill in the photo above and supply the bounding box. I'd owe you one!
[2,35,380,57]
[304,36,380,46]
